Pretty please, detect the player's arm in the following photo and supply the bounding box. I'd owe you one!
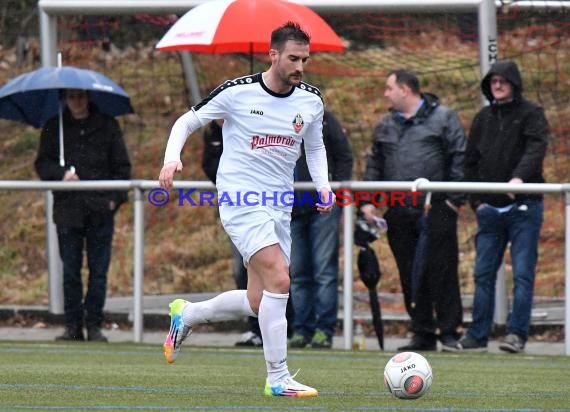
[305,144,333,211]
[304,111,334,213]
[159,110,203,190]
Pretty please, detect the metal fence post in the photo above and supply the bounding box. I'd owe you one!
[132,184,144,343]
[494,260,508,325]
[342,199,354,350]
[564,189,570,356]
[46,191,64,314]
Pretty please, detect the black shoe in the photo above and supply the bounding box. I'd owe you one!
[397,335,437,351]
[55,326,84,342]
[457,335,487,352]
[87,327,108,342]
[440,335,462,352]
[235,332,263,347]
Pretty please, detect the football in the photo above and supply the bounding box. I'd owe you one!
[384,351,433,399]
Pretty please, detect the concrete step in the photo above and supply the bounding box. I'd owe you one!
[0,293,564,332]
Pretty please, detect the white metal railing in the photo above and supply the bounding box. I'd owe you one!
[1,179,569,354]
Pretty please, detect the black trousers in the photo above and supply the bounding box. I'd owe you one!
[56,215,114,329]
[384,202,463,338]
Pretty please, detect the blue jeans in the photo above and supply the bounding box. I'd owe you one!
[289,207,341,339]
[57,215,114,329]
[467,199,543,344]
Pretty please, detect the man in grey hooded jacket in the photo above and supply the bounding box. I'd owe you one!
[457,60,549,353]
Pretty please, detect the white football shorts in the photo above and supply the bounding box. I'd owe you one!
[219,204,292,267]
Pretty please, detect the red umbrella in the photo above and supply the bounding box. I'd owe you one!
[156,0,344,72]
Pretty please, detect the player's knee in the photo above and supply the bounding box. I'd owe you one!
[273,272,290,294]
[261,270,289,294]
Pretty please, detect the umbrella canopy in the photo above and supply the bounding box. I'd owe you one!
[0,66,134,128]
[156,0,344,71]
[357,245,384,350]
[355,216,386,350]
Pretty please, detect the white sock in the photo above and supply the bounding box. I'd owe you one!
[182,290,255,326]
[258,290,289,385]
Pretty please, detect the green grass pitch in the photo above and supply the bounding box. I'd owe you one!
[0,341,568,411]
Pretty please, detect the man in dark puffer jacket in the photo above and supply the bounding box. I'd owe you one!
[361,69,466,352]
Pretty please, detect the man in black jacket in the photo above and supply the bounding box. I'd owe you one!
[35,89,131,342]
[458,60,549,353]
[288,110,353,349]
[361,69,466,351]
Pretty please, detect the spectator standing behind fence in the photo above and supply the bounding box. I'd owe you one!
[158,22,334,397]
[456,60,549,354]
[360,69,466,352]
[289,110,353,349]
[34,88,132,342]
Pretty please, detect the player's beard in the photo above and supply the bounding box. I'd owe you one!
[288,71,302,86]
[277,65,302,89]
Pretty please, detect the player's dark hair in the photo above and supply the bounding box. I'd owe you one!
[270,21,310,52]
[389,69,421,95]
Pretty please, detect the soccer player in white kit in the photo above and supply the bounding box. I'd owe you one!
[158,22,335,397]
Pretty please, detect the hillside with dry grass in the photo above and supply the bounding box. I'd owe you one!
[0,10,568,306]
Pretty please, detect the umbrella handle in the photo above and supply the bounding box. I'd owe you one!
[424,191,432,214]
[411,178,432,214]
[58,102,65,167]
[411,177,429,192]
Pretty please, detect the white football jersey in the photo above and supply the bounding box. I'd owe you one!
[165,73,329,211]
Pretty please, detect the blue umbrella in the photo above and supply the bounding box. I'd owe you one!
[0,65,133,128]
[0,65,134,166]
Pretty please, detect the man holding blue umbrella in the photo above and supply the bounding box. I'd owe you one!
[34,88,131,342]
[0,65,133,342]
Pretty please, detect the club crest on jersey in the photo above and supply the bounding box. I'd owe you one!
[292,113,304,134]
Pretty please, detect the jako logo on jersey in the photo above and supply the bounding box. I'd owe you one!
[250,109,264,115]
[251,135,295,149]
[292,113,304,134]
